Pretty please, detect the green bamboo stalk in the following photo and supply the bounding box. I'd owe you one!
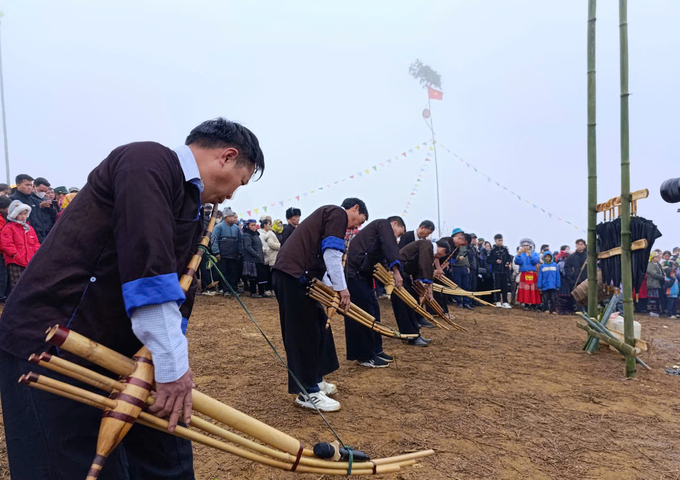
[587,0,598,320]
[619,0,636,378]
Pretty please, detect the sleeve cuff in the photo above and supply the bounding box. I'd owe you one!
[321,236,345,253]
[388,259,401,270]
[418,279,433,284]
[181,317,189,335]
[122,273,186,317]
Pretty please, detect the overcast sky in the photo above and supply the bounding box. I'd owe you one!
[2,0,678,251]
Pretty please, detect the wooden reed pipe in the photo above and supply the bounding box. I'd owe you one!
[179,203,219,292]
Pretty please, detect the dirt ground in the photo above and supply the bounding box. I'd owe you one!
[1,295,680,479]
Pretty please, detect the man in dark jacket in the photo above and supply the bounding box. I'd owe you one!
[399,220,434,248]
[564,239,587,291]
[345,216,404,367]
[211,207,242,296]
[280,207,301,246]
[468,233,480,294]
[487,234,513,308]
[10,175,57,243]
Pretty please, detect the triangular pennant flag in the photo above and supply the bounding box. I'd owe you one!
[540,208,545,213]
[387,159,392,163]
[557,217,562,221]
[532,204,537,208]
[416,145,421,150]
[525,200,531,204]
[473,167,478,172]
[263,206,268,212]
[358,172,363,177]
[409,149,413,153]
[311,190,315,193]
[303,193,308,198]
[402,152,407,157]
[517,195,521,200]
[496,182,501,186]
[295,196,300,201]
[425,158,431,161]
[422,142,427,146]
[411,192,416,196]
[364,169,370,174]
[270,203,275,207]
[417,178,422,182]
[548,213,553,218]
[372,166,377,171]
[566,221,572,225]
[342,178,346,182]
[334,181,339,184]
[350,175,354,179]
[254,208,259,214]
[318,187,323,190]
[429,147,434,151]
[380,162,384,167]
[247,211,252,216]
[465,162,470,167]
[327,185,331,188]
[279,201,284,207]
[503,186,508,191]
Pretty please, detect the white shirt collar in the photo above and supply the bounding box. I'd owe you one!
[174,145,204,193]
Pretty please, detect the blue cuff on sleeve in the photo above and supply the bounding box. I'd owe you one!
[122,273,186,317]
[321,236,345,253]
[419,278,433,284]
[181,317,189,335]
[388,259,401,270]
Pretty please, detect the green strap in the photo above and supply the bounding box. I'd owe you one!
[346,446,354,475]
[197,245,349,450]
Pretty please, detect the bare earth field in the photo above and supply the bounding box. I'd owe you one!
[1,296,680,479]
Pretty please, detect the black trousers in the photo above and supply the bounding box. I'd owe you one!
[493,272,510,303]
[273,271,339,394]
[469,269,478,292]
[433,290,449,314]
[0,350,194,480]
[542,289,556,313]
[390,277,420,335]
[217,257,239,292]
[345,276,383,362]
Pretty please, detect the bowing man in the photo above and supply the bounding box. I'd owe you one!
[0,118,264,479]
[273,198,368,412]
[391,239,450,347]
[345,217,406,368]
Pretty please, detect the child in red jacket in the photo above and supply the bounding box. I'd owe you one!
[1,200,40,287]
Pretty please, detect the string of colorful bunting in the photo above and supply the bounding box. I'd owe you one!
[236,140,433,218]
[437,142,587,233]
[402,151,434,217]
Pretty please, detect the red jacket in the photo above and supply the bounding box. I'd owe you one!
[0,216,5,255]
[1,221,40,267]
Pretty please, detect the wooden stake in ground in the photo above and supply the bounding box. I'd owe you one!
[619,0,636,378]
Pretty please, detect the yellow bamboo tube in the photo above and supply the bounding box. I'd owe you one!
[29,353,116,392]
[19,374,112,410]
[179,203,219,292]
[372,450,436,465]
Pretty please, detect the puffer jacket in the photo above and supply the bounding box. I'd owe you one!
[538,253,561,291]
[243,228,265,264]
[646,261,665,290]
[514,251,540,272]
[1,221,40,267]
[259,229,280,267]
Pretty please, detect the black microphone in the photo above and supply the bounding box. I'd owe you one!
[313,442,370,462]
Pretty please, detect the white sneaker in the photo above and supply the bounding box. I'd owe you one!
[495,302,502,308]
[317,380,337,396]
[295,392,341,412]
[502,303,512,309]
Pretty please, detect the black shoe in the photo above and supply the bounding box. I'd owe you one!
[250,293,263,298]
[357,357,390,368]
[463,304,474,310]
[376,351,394,363]
[408,337,429,347]
[223,292,232,297]
[419,336,433,344]
[418,319,435,328]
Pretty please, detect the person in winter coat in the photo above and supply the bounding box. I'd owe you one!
[666,269,679,319]
[538,252,560,314]
[242,219,271,298]
[514,238,541,309]
[487,234,513,308]
[1,200,40,288]
[555,251,574,314]
[211,207,242,296]
[564,239,587,292]
[280,207,301,246]
[647,253,666,316]
[0,196,11,300]
[10,175,57,243]
[272,219,284,243]
[258,217,280,295]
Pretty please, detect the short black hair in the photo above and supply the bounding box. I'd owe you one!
[436,239,451,255]
[341,197,369,221]
[286,207,301,219]
[185,117,265,180]
[387,216,405,228]
[0,196,11,209]
[540,244,549,251]
[494,233,503,240]
[419,220,435,231]
[34,177,50,188]
[462,234,472,245]
[0,183,9,191]
[15,174,33,184]
[663,250,671,256]
[575,239,586,245]
[560,245,569,251]
[260,218,271,228]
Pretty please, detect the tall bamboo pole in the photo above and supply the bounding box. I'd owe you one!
[427,96,442,235]
[619,0,636,378]
[586,0,598,320]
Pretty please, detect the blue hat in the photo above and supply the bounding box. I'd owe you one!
[451,228,463,236]
[246,219,257,224]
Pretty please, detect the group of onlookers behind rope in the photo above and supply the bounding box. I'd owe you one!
[0,175,79,299]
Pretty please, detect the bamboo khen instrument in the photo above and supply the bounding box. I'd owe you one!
[21,203,434,477]
[433,276,497,307]
[373,264,436,321]
[411,281,468,332]
[307,279,418,339]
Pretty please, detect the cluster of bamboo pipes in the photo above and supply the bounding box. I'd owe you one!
[20,325,434,477]
[307,279,418,340]
[373,264,437,322]
[433,276,497,307]
[411,281,468,332]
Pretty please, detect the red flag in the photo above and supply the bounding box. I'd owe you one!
[428,87,443,100]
